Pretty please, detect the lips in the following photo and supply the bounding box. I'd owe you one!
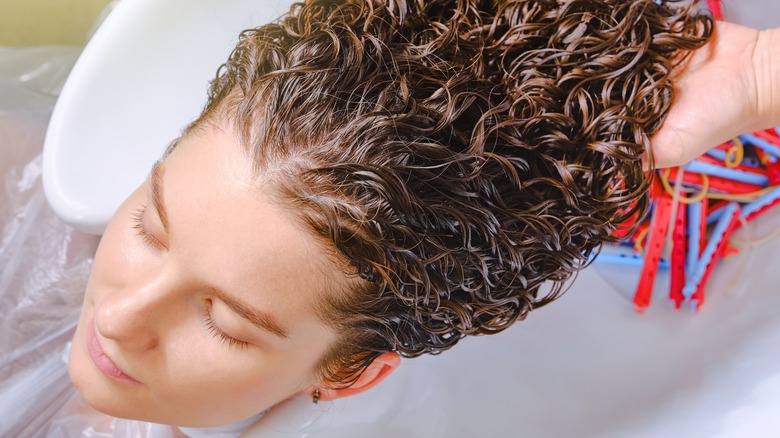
[87,320,141,385]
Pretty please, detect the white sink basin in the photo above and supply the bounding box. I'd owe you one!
[41,0,780,437]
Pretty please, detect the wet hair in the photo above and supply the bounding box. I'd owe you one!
[189,0,712,385]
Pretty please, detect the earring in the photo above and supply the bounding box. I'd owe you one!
[312,389,320,404]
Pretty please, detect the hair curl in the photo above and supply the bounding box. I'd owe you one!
[192,0,712,385]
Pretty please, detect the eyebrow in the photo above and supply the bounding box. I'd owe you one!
[206,285,291,339]
[150,161,169,234]
[148,161,290,340]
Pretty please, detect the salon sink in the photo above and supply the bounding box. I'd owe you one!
[41,0,780,437]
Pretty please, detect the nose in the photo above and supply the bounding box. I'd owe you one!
[94,266,183,353]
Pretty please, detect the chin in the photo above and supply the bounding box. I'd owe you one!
[67,354,219,427]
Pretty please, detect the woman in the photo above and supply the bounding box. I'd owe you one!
[55,0,780,435]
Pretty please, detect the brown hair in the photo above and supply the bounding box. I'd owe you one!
[191,0,712,385]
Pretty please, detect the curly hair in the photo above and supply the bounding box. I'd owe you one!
[189,0,712,385]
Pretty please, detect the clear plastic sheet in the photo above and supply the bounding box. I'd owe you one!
[0,44,98,437]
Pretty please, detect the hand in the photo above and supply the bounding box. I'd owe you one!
[650,21,766,168]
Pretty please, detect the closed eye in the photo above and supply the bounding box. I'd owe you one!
[131,204,165,249]
[203,300,250,350]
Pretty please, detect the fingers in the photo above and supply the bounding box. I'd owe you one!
[650,22,763,168]
[752,27,780,131]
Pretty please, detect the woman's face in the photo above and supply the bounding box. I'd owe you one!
[69,122,342,427]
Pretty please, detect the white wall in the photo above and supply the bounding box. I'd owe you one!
[0,0,113,47]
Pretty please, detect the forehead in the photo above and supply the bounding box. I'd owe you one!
[161,123,340,328]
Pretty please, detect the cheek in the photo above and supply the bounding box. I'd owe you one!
[180,354,312,420]
[161,332,323,405]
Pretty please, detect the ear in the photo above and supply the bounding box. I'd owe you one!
[315,351,400,402]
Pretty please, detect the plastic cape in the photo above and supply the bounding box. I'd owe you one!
[0,45,265,438]
[0,45,95,437]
